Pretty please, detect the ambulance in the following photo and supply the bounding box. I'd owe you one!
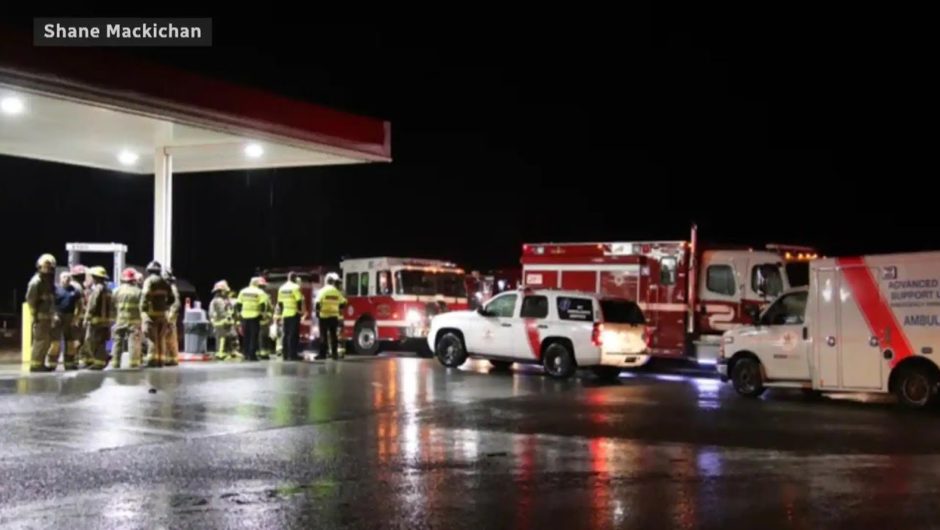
[521,226,815,361]
[340,257,469,355]
[718,252,940,408]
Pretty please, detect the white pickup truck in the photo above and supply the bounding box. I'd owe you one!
[428,288,650,379]
[718,252,940,408]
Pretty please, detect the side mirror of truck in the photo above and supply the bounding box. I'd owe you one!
[477,307,492,317]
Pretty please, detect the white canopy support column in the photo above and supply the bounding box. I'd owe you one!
[153,147,173,269]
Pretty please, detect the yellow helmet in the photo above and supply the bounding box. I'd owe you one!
[36,253,57,270]
[89,266,109,279]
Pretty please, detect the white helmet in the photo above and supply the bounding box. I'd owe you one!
[325,272,341,285]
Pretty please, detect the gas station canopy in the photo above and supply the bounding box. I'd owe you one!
[0,31,391,267]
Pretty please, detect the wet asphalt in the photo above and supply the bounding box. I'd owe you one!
[1,354,939,529]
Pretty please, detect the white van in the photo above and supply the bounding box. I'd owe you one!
[718,252,940,408]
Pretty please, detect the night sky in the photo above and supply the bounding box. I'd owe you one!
[0,11,931,310]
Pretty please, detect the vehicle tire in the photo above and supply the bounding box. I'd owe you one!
[489,360,513,371]
[895,365,937,409]
[731,357,766,398]
[542,342,577,379]
[591,366,621,382]
[352,321,380,356]
[436,332,468,367]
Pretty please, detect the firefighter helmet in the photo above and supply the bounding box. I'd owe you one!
[146,261,162,275]
[121,267,138,282]
[249,276,262,287]
[325,272,340,286]
[70,264,86,277]
[212,280,230,294]
[89,266,109,280]
[36,253,57,270]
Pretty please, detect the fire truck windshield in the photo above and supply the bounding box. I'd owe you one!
[395,270,467,297]
[752,264,786,297]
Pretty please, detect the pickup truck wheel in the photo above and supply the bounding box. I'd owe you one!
[353,321,380,355]
[489,360,513,371]
[591,366,621,382]
[435,332,468,368]
[731,358,766,397]
[542,342,576,379]
[895,365,937,409]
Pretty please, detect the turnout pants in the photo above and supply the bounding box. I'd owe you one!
[48,314,81,369]
[283,315,300,360]
[144,319,170,367]
[242,317,261,361]
[318,317,339,359]
[112,325,143,368]
[85,325,111,369]
[30,318,52,370]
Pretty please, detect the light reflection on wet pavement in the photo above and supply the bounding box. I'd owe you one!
[1,356,939,528]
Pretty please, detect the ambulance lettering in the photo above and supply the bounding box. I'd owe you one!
[705,304,737,331]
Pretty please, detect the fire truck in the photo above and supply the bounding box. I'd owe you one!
[261,266,330,348]
[341,257,469,355]
[520,226,816,361]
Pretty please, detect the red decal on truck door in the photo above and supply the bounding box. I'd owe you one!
[837,257,913,367]
[524,319,541,359]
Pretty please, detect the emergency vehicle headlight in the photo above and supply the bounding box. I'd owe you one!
[406,309,423,324]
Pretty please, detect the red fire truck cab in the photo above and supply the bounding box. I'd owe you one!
[521,226,816,362]
[341,257,469,355]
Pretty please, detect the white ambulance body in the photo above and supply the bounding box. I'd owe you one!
[718,252,940,408]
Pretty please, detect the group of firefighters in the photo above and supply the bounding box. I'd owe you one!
[26,254,180,372]
[25,253,348,372]
[207,271,347,361]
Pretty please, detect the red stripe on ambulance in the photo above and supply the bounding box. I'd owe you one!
[837,256,914,366]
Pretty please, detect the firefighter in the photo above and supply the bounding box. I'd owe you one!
[82,266,113,370]
[277,272,305,361]
[209,281,237,360]
[163,268,181,367]
[26,253,58,372]
[227,290,241,354]
[235,277,269,362]
[315,272,347,360]
[257,277,277,360]
[111,267,143,369]
[140,261,176,368]
[48,271,84,370]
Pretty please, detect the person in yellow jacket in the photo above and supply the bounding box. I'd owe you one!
[209,280,236,360]
[111,267,143,369]
[257,276,274,360]
[276,272,305,361]
[163,268,181,367]
[83,266,114,370]
[314,272,347,360]
[140,261,175,368]
[236,277,269,362]
[26,253,58,372]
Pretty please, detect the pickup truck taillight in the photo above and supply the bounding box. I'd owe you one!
[592,323,604,347]
[641,329,651,347]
